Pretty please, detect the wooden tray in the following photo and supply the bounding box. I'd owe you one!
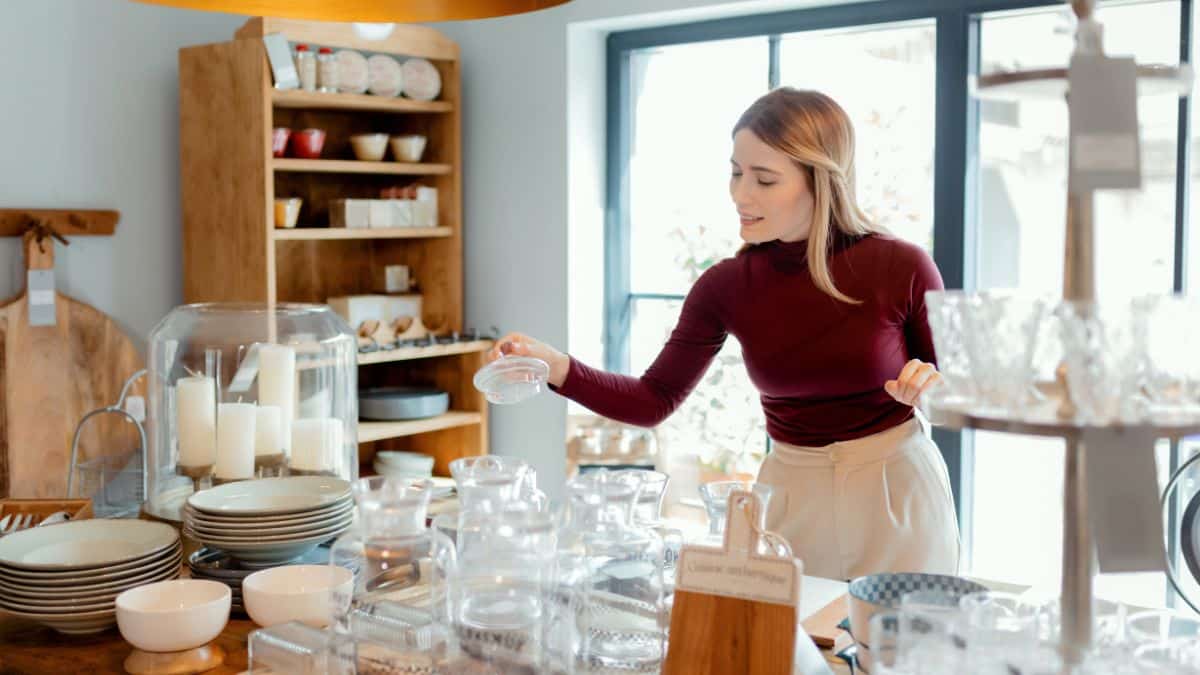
[0,498,93,526]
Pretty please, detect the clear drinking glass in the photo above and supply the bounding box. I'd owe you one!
[1133,639,1200,674]
[898,590,964,674]
[698,480,773,546]
[867,611,902,674]
[960,592,1041,675]
[924,290,979,414]
[1057,301,1143,425]
[449,456,543,514]
[960,291,1051,413]
[1126,610,1200,644]
[1132,295,1200,420]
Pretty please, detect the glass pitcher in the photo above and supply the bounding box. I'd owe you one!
[557,470,667,673]
[431,504,558,672]
[449,456,545,514]
[329,476,433,632]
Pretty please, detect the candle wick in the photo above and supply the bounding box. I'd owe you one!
[184,366,201,378]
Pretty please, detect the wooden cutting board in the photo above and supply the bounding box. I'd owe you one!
[0,231,143,498]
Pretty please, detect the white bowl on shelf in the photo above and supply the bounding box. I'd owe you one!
[350,133,389,161]
[242,564,353,628]
[116,579,231,653]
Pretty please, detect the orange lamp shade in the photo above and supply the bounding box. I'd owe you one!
[130,0,571,22]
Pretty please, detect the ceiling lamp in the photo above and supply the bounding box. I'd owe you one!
[130,0,572,22]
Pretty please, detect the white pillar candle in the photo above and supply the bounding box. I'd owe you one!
[215,402,257,480]
[255,405,283,457]
[291,418,344,473]
[258,345,296,456]
[176,376,216,468]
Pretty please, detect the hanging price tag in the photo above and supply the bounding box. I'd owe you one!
[1084,428,1166,573]
[27,269,55,327]
[1068,54,1141,192]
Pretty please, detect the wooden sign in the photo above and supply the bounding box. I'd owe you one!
[663,489,803,675]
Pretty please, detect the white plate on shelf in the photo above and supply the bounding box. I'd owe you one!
[336,49,369,94]
[0,519,178,571]
[367,54,403,97]
[183,499,353,529]
[0,544,180,584]
[401,58,441,101]
[0,557,179,598]
[186,515,351,546]
[188,477,351,516]
[187,513,353,541]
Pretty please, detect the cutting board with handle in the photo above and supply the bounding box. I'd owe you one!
[0,230,143,498]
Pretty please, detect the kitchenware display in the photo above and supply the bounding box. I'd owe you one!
[243,564,354,627]
[366,54,403,97]
[372,450,436,479]
[358,386,449,421]
[0,518,181,634]
[389,134,427,163]
[188,545,332,616]
[116,579,231,652]
[273,197,302,228]
[143,304,357,523]
[183,477,353,566]
[1,228,143,499]
[290,128,326,159]
[350,133,389,161]
[335,50,369,94]
[271,127,291,157]
[472,354,550,405]
[401,57,442,101]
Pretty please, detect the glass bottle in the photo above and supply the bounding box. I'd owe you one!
[316,47,338,93]
[294,44,317,91]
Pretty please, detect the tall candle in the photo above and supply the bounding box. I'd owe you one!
[215,402,257,480]
[176,376,215,468]
[255,405,283,457]
[258,345,296,456]
[291,418,343,473]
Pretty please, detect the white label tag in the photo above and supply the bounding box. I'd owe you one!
[26,270,55,327]
[1074,134,1139,172]
[1068,55,1141,192]
[676,546,800,606]
[124,395,146,423]
[1084,428,1166,573]
[28,290,54,305]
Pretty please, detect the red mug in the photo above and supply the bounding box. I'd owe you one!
[271,127,291,158]
[291,128,326,159]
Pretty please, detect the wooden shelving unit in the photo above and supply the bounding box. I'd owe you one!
[179,18,486,475]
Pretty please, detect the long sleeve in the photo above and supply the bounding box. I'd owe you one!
[553,268,728,427]
[902,244,944,366]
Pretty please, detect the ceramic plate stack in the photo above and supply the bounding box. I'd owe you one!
[0,519,181,634]
[183,477,353,567]
[187,545,331,616]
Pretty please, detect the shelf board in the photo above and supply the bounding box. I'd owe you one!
[358,411,483,443]
[272,89,453,114]
[358,340,493,365]
[273,158,452,175]
[274,227,452,241]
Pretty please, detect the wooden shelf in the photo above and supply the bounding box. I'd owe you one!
[358,340,493,365]
[272,89,454,114]
[273,159,453,175]
[274,227,452,241]
[358,411,483,443]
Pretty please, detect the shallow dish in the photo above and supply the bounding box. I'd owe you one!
[187,513,353,542]
[0,559,179,600]
[0,543,180,584]
[116,579,231,653]
[0,519,178,571]
[183,499,352,529]
[187,477,350,516]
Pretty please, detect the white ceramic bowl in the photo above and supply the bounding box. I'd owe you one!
[388,135,427,163]
[350,133,389,161]
[242,564,353,628]
[116,579,230,652]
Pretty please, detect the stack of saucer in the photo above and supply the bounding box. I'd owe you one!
[0,519,180,634]
[183,477,353,567]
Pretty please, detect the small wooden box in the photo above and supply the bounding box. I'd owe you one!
[0,498,94,526]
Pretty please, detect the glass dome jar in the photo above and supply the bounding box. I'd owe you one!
[144,303,357,521]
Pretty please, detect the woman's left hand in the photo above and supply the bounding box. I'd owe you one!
[884,359,941,407]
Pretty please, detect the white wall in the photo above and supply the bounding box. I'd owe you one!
[431,0,842,494]
[0,1,240,345]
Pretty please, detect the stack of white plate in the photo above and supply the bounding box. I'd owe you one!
[372,450,435,479]
[0,519,180,634]
[183,477,353,567]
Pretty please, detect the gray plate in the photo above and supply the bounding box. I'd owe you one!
[359,387,449,421]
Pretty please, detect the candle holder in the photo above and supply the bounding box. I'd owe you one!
[144,303,359,523]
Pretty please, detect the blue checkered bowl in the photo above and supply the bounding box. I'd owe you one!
[847,573,986,674]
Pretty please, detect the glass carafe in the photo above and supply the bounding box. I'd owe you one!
[329,476,433,632]
[558,470,667,673]
[450,456,545,514]
[431,504,557,672]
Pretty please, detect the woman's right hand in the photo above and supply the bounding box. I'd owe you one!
[487,332,571,388]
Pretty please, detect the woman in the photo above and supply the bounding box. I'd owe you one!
[488,88,959,580]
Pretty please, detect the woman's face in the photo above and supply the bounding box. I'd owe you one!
[730,128,814,244]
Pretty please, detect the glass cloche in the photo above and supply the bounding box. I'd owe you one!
[144,303,358,521]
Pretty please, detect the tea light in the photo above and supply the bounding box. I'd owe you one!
[176,376,216,469]
[215,402,257,480]
[291,418,343,474]
[258,345,296,456]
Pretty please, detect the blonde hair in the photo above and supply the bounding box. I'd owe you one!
[733,87,879,304]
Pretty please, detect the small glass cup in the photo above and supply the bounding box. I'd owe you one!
[960,592,1041,674]
[1126,610,1200,645]
[698,480,773,544]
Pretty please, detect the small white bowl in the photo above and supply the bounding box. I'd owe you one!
[388,134,427,163]
[242,564,353,628]
[116,579,230,652]
[349,133,389,161]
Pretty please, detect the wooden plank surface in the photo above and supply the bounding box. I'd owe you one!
[273,158,452,175]
[235,17,461,61]
[357,411,482,443]
[272,89,453,114]
[0,210,118,237]
[273,226,451,241]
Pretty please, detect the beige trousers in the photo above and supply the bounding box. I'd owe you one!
[756,418,960,580]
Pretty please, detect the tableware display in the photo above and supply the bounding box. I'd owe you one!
[349,133,389,161]
[335,50,369,94]
[290,128,326,158]
[116,579,231,652]
[367,54,403,97]
[401,57,441,101]
[389,134,427,163]
[243,564,354,628]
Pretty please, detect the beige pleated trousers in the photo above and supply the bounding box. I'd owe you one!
[756,418,960,580]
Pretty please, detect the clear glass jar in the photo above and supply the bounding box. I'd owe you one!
[294,44,317,91]
[557,470,667,673]
[144,303,357,522]
[316,47,338,93]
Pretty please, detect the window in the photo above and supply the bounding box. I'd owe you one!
[606,0,1196,610]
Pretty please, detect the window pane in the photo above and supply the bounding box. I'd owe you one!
[628,37,769,296]
[779,20,937,252]
[972,1,1180,608]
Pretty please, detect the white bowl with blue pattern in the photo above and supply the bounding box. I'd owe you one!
[847,572,986,673]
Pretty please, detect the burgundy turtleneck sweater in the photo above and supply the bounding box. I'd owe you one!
[555,233,944,447]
